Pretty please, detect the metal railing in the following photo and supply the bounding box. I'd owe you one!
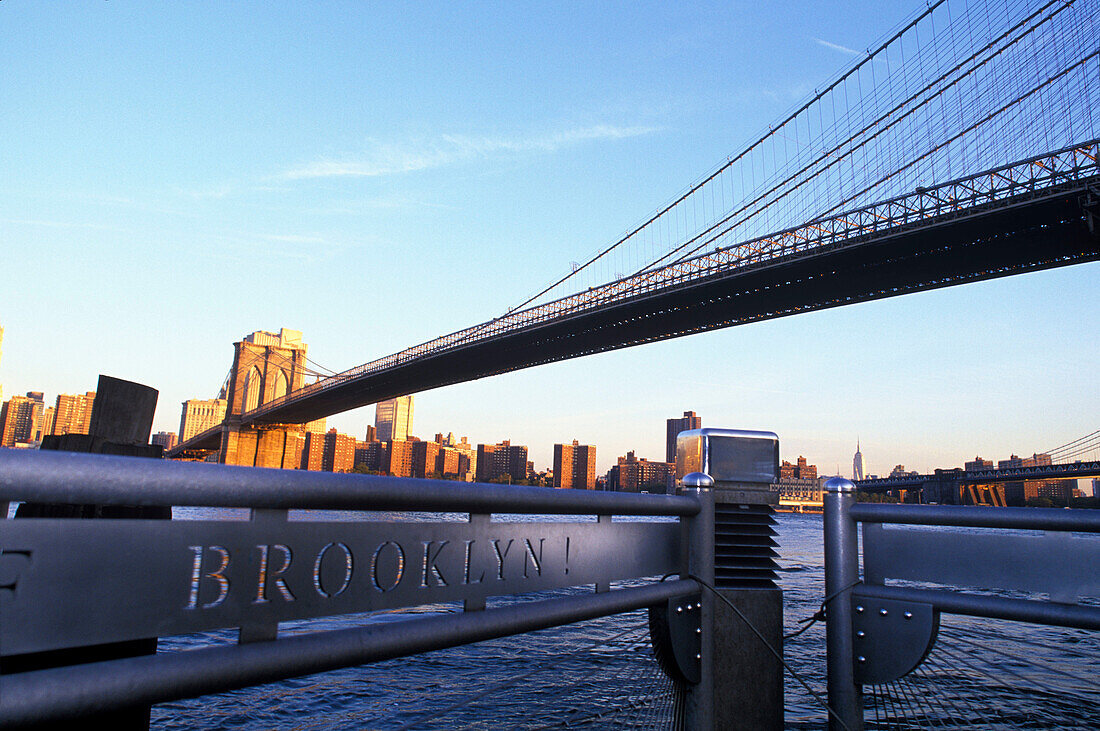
[0,448,705,727]
[823,477,1100,730]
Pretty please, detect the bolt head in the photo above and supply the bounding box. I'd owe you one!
[857,630,865,638]
[858,656,866,663]
[856,605,864,613]
[904,611,913,619]
[676,606,683,613]
[880,608,888,616]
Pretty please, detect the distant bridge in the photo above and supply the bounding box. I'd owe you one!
[859,460,1100,491]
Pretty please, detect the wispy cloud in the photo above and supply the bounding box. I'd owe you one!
[1,218,129,232]
[258,233,328,245]
[281,124,661,181]
[813,37,861,57]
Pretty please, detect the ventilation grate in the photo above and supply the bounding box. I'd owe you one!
[713,503,779,589]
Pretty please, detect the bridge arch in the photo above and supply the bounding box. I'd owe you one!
[272,369,289,401]
[243,366,263,412]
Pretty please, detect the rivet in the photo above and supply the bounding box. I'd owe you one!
[677,606,683,613]
[856,631,865,638]
[696,628,702,635]
[880,608,888,616]
[856,605,864,613]
[696,653,702,660]
[904,611,913,620]
[857,656,866,663]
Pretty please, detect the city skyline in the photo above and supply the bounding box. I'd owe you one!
[1,1,1097,475]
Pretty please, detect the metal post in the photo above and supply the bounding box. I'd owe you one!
[682,475,715,730]
[824,477,863,731]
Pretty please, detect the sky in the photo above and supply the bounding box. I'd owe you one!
[1,1,1097,477]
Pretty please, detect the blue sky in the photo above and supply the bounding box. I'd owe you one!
[2,1,1097,476]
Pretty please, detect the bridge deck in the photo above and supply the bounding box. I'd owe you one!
[169,143,1099,453]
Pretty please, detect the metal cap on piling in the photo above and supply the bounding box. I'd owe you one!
[682,472,715,489]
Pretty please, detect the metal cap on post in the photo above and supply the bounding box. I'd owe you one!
[682,472,715,489]
[824,477,863,731]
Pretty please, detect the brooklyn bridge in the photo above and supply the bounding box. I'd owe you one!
[168,0,1100,468]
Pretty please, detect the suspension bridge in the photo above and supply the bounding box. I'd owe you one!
[169,0,1100,464]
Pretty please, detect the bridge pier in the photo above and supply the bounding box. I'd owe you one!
[220,419,305,469]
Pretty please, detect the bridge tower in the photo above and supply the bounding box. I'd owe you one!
[219,329,310,468]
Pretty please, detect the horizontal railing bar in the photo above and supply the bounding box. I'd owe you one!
[849,503,1100,532]
[854,584,1100,631]
[0,579,699,727]
[0,449,699,516]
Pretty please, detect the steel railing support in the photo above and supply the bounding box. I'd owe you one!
[824,477,863,731]
[682,479,715,730]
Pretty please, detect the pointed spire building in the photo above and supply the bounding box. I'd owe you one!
[853,440,865,482]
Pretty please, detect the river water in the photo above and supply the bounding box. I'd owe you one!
[146,509,1097,729]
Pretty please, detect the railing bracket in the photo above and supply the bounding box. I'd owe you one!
[850,595,938,685]
[648,592,703,684]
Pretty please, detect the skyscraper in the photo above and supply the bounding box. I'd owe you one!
[666,411,701,463]
[853,441,865,481]
[375,396,413,442]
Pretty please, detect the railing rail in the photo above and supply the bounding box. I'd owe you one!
[0,448,701,727]
[0,448,699,515]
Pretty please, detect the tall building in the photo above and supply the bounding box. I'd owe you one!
[375,396,413,442]
[853,441,865,481]
[609,451,674,493]
[781,456,818,480]
[965,456,994,471]
[53,391,97,436]
[553,440,597,489]
[301,431,326,471]
[438,432,477,481]
[387,440,416,478]
[0,392,44,447]
[38,406,56,441]
[179,398,228,443]
[476,441,528,483]
[411,440,441,478]
[666,411,701,463]
[151,431,178,451]
[322,429,356,473]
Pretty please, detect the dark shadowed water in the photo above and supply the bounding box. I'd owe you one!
[147,510,1098,729]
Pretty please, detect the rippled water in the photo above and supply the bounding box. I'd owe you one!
[146,510,1097,729]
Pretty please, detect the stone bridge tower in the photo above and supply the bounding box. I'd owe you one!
[219,328,311,468]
